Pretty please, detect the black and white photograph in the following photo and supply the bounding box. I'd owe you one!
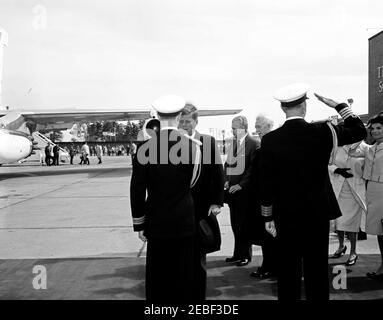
[0,0,383,308]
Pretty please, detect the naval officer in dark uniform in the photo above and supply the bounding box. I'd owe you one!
[130,95,202,302]
[259,83,366,300]
[179,102,224,300]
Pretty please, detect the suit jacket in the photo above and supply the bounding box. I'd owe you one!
[259,103,367,230]
[191,132,224,221]
[224,135,259,191]
[130,129,201,239]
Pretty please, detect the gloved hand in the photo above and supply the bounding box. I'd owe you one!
[334,168,354,179]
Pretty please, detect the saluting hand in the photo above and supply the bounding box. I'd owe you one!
[265,221,277,238]
[138,230,147,242]
[229,184,242,194]
[314,93,340,108]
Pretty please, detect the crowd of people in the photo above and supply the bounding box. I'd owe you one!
[130,87,383,302]
[43,142,137,166]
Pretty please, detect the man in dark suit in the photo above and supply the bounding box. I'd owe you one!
[249,114,278,279]
[130,95,202,302]
[53,143,60,166]
[179,102,224,300]
[259,83,367,300]
[45,143,52,166]
[224,116,259,266]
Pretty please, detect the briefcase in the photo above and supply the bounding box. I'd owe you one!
[199,213,221,254]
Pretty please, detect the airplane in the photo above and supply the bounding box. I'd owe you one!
[0,106,242,165]
[0,28,242,165]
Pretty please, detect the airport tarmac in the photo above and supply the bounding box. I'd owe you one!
[0,156,382,300]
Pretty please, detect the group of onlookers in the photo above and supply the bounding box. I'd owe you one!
[43,142,137,166]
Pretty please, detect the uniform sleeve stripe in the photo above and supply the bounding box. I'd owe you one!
[261,206,273,217]
[339,107,354,119]
[133,216,145,224]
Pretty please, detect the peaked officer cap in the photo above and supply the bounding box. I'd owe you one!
[274,83,310,108]
[151,95,186,114]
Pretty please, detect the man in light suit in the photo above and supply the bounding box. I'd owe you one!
[259,83,366,300]
[224,116,259,266]
[179,102,224,300]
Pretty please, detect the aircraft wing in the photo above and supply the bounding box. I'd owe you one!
[0,107,242,125]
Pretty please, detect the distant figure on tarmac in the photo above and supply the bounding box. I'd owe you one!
[45,143,53,166]
[130,142,137,161]
[53,143,60,166]
[81,142,90,165]
[95,144,103,164]
[69,144,76,165]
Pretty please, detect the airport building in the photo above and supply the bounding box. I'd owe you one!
[369,30,383,117]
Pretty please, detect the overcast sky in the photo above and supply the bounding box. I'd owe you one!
[0,0,382,135]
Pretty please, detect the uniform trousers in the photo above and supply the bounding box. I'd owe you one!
[276,218,330,300]
[146,235,195,302]
[261,234,278,273]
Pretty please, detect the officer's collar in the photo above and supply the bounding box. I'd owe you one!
[160,126,179,131]
[285,116,304,122]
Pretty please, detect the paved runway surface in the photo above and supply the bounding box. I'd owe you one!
[0,156,382,299]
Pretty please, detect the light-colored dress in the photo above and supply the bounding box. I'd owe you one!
[360,142,383,235]
[329,143,367,232]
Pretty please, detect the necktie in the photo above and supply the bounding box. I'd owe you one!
[233,140,238,158]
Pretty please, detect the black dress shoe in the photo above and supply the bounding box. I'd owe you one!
[330,245,347,259]
[250,267,263,278]
[225,257,241,263]
[236,259,250,267]
[367,272,383,280]
[358,231,367,240]
[345,254,358,266]
[259,271,275,279]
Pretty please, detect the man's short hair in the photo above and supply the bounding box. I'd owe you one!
[232,115,248,130]
[368,113,383,127]
[181,102,199,120]
[256,114,274,129]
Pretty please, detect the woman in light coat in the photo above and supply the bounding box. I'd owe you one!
[329,141,367,266]
[349,114,383,279]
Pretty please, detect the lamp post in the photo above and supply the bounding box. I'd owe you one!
[0,28,9,107]
[221,130,226,155]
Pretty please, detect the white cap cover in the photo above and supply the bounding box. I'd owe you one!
[274,83,310,107]
[151,95,186,114]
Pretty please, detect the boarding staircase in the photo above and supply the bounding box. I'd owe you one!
[23,132,69,164]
